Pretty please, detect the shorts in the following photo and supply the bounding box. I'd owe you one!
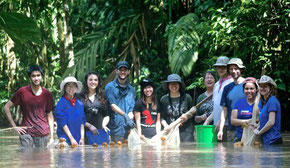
[19,134,49,148]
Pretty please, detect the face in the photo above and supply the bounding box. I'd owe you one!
[168,82,180,94]
[244,83,257,100]
[65,82,77,98]
[259,83,271,97]
[116,67,130,80]
[143,85,154,97]
[204,73,215,89]
[30,71,42,86]
[215,66,227,78]
[228,64,242,79]
[87,74,99,90]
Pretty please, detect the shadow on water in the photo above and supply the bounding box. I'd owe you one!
[1,130,290,167]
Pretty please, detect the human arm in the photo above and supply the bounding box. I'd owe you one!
[3,100,27,135]
[102,116,110,132]
[156,113,161,135]
[85,122,98,135]
[203,112,213,125]
[254,112,276,135]
[134,111,142,136]
[217,107,227,140]
[47,111,54,146]
[111,104,134,119]
[79,124,85,145]
[63,125,78,146]
[231,109,250,126]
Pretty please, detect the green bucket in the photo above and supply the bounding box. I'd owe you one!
[195,125,217,143]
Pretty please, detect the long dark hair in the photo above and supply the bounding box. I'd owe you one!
[141,86,158,110]
[81,71,106,106]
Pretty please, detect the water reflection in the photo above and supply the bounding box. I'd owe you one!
[0,131,289,167]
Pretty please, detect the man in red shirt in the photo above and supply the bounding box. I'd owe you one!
[4,65,54,148]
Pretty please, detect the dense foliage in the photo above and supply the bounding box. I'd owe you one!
[0,0,289,129]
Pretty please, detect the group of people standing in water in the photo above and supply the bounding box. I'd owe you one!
[3,56,282,148]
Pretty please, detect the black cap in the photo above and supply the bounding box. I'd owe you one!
[116,61,130,70]
[28,65,44,77]
[140,78,155,89]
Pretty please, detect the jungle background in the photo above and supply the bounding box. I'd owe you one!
[0,0,289,130]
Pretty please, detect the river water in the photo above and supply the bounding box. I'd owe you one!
[1,130,290,168]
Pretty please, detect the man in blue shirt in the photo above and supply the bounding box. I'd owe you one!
[105,61,136,143]
[217,58,246,142]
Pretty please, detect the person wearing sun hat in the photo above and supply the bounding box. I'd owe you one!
[54,76,86,146]
[217,58,246,142]
[160,74,194,142]
[204,56,233,142]
[253,75,282,145]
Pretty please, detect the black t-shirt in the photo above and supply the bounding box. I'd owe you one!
[76,93,108,129]
[133,99,160,138]
[160,93,194,132]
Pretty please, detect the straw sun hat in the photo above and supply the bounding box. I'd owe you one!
[60,76,83,94]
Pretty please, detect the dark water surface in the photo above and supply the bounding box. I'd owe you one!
[1,130,290,168]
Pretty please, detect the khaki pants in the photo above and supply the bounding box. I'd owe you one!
[19,134,49,148]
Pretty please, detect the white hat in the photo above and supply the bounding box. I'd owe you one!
[60,76,83,94]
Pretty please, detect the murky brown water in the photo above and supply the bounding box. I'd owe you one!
[1,130,290,167]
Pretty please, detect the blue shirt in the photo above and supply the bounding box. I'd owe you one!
[259,96,282,145]
[54,97,87,145]
[105,78,136,136]
[233,98,253,139]
[220,82,245,130]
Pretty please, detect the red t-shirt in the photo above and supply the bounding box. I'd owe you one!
[11,85,53,137]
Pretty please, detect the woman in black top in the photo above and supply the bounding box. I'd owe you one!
[134,79,161,139]
[76,72,110,144]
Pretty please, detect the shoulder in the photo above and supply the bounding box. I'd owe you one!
[128,84,136,93]
[268,96,280,105]
[160,94,169,102]
[184,93,193,99]
[41,87,53,96]
[105,81,115,89]
[16,86,30,93]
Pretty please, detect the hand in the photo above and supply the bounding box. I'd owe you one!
[89,125,99,135]
[128,112,134,120]
[253,129,260,135]
[140,134,146,141]
[180,114,188,122]
[124,113,135,129]
[195,116,202,122]
[164,125,172,133]
[70,138,78,147]
[79,138,84,145]
[217,131,223,140]
[14,126,27,135]
[201,114,207,121]
[47,138,54,147]
[103,126,110,133]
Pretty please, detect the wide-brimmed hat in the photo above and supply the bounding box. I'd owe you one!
[227,58,245,69]
[162,74,185,90]
[140,78,155,89]
[116,61,130,70]
[60,76,83,94]
[258,75,277,88]
[213,56,229,67]
[243,77,258,89]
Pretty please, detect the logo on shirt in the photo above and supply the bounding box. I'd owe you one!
[142,109,155,125]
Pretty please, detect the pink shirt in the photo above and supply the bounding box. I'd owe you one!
[11,85,53,137]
